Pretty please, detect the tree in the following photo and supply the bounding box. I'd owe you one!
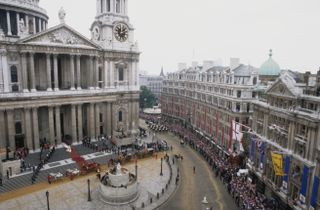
[139,86,156,109]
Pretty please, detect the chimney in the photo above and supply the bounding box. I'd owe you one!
[230,58,240,70]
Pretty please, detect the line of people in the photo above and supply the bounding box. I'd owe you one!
[31,146,55,184]
[165,120,276,210]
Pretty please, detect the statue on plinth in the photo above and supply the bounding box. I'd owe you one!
[116,162,122,175]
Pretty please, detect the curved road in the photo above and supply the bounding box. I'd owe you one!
[157,132,239,210]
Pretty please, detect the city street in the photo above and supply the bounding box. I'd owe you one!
[157,132,239,210]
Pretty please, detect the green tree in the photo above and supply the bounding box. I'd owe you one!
[139,86,156,109]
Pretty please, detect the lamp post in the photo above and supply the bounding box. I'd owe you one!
[160,157,163,176]
[45,191,50,210]
[87,179,92,202]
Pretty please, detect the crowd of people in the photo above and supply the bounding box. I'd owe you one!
[147,115,278,210]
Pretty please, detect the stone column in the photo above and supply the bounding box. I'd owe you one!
[95,104,100,136]
[97,0,101,14]
[71,104,77,142]
[110,0,114,13]
[6,11,12,36]
[128,61,133,87]
[135,61,139,86]
[46,54,52,91]
[104,60,109,88]
[77,104,83,141]
[48,106,55,144]
[55,106,61,145]
[38,18,41,32]
[125,0,128,15]
[102,0,106,13]
[53,54,59,91]
[76,55,81,90]
[32,107,39,150]
[0,110,6,148]
[7,109,16,151]
[21,53,29,92]
[33,17,36,34]
[29,52,36,92]
[129,61,136,86]
[106,103,112,136]
[89,56,94,89]
[95,57,99,89]
[25,15,29,34]
[89,103,95,139]
[109,60,114,88]
[70,55,75,90]
[16,12,20,36]
[1,50,10,92]
[24,108,33,150]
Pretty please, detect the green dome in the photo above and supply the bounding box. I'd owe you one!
[259,49,281,76]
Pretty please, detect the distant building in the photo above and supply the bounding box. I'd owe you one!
[139,68,165,102]
[162,59,259,152]
[162,51,320,209]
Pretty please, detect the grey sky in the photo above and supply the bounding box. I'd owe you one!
[40,0,320,74]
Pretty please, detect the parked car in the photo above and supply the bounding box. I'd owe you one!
[48,172,64,184]
[65,168,80,180]
[80,162,101,175]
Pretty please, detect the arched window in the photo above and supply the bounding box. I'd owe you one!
[116,0,120,13]
[10,65,18,83]
[118,68,124,81]
[118,111,123,122]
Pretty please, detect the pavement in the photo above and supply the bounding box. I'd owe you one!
[0,154,179,210]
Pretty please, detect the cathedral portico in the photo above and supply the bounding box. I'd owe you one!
[0,0,140,155]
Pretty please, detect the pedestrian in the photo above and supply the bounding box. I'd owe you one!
[193,166,196,174]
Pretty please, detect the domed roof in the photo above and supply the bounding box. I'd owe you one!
[259,49,281,76]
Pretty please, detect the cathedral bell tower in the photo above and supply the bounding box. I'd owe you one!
[90,0,138,51]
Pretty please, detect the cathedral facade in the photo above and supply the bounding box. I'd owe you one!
[0,0,140,151]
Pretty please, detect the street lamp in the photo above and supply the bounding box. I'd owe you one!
[87,179,92,202]
[160,158,163,176]
[45,191,50,210]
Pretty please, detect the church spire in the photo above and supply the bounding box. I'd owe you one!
[160,66,165,77]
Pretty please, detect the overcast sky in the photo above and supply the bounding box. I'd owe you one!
[40,0,320,75]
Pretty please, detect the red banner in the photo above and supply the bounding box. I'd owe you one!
[229,120,233,150]
[193,104,195,124]
[204,107,207,131]
[222,127,225,146]
[216,111,219,139]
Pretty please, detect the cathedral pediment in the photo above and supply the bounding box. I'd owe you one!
[266,80,297,98]
[18,24,101,50]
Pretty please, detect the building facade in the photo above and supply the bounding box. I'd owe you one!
[161,60,259,152]
[139,69,164,101]
[0,0,140,152]
[250,70,320,210]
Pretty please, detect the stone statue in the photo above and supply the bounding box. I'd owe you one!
[58,7,66,23]
[19,19,26,34]
[116,162,122,175]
